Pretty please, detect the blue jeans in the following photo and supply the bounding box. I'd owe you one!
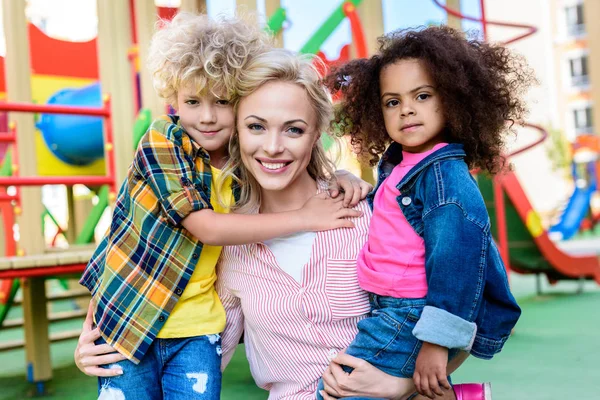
[316,294,457,400]
[96,334,222,400]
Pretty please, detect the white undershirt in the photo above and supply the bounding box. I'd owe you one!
[263,231,317,283]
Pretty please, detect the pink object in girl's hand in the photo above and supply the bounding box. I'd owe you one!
[453,383,492,400]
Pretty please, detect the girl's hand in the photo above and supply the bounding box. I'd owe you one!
[320,351,414,400]
[74,300,126,377]
[299,192,362,231]
[331,169,373,207]
[414,342,451,399]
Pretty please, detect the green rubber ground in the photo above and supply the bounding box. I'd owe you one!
[1,273,598,399]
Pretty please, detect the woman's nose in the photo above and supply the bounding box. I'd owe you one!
[263,131,284,155]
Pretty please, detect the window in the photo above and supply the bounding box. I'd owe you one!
[569,55,589,86]
[573,107,593,135]
[565,4,585,36]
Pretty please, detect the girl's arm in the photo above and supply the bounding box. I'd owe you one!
[182,192,362,246]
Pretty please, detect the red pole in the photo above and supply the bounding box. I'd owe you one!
[494,175,511,275]
[0,264,87,279]
[0,102,109,117]
[103,96,118,195]
[0,176,115,186]
[479,0,488,40]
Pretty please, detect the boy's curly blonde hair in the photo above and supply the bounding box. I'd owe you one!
[147,12,272,107]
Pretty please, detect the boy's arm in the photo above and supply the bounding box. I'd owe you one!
[182,192,362,246]
[330,169,373,207]
[216,276,243,371]
[134,119,212,227]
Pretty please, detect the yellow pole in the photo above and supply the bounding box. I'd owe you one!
[236,0,257,14]
[3,1,51,387]
[96,0,138,186]
[179,0,207,13]
[584,0,600,135]
[357,0,384,56]
[446,0,462,30]
[265,0,283,47]
[2,0,45,256]
[134,0,165,118]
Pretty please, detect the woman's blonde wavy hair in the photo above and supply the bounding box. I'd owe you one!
[218,49,338,214]
[147,12,272,106]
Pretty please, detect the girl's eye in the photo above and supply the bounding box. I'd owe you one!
[416,93,430,101]
[216,99,230,105]
[247,123,264,131]
[185,100,199,105]
[385,99,400,107]
[287,126,304,135]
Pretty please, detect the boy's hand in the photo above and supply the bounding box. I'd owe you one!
[298,192,362,231]
[414,342,451,399]
[331,169,373,207]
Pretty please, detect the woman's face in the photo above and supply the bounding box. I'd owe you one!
[236,80,320,192]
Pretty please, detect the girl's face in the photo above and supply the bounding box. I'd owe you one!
[236,80,320,193]
[379,58,446,153]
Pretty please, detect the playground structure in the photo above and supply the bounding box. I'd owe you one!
[0,0,599,395]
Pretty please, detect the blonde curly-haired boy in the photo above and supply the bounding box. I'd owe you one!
[79,13,363,399]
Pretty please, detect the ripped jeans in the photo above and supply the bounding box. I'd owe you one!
[96,334,222,400]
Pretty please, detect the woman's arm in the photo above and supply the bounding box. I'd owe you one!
[73,300,126,377]
[320,351,413,400]
[320,351,470,400]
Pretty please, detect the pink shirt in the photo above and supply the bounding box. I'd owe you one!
[217,200,372,400]
[357,143,448,298]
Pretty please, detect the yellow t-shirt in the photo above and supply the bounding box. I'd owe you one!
[157,166,233,338]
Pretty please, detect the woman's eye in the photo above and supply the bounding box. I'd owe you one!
[216,99,230,105]
[385,99,399,107]
[247,123,264,131]
[416,93,430,101]
[287,126,304,135]
[185,100,199,105]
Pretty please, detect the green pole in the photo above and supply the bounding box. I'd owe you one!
[300,0,363,54]
[266,7,286,35]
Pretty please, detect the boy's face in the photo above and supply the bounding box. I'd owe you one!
[176,83,234,165]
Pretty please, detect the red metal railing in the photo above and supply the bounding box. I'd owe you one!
[0,98,116,194]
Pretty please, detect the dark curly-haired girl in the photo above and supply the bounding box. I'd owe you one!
[318,26,533,400]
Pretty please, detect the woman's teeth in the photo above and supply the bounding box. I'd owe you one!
[260,162,287,170]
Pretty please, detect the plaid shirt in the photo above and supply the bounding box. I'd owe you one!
[80,115,215,363]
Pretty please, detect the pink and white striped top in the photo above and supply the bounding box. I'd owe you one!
[216,200,372,400]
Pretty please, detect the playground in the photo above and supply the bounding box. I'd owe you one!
[1,0,599,399]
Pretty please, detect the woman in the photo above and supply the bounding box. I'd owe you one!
[75,48,470,400]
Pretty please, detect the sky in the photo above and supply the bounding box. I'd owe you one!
[0,0,483,57]
[207,0,483,58]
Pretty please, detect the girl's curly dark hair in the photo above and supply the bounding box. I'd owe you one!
[324,26,535,173]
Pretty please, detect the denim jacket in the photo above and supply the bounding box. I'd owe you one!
[367,142,521,359]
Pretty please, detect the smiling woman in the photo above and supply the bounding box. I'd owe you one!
[215,48,416,400]
[218,50,336,214]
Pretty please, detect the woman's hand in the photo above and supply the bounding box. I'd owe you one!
[331,169,373,207]
[320,351,414,400]
[74,300,126,377]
